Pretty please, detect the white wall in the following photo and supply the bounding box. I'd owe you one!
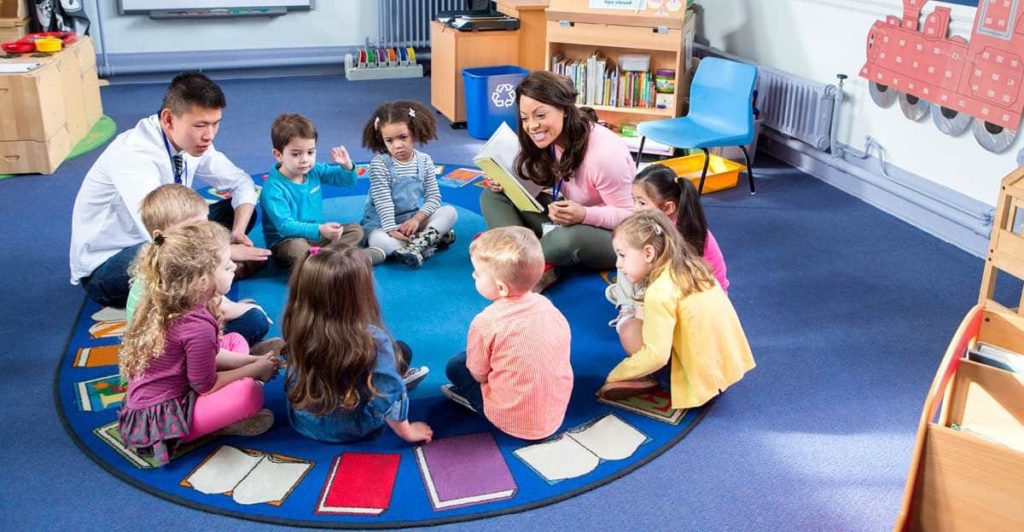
[84,0,376,54]
[701,0,1017,206]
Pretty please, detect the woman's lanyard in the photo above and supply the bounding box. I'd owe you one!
[549,145,564,201]
[162,131,186,185]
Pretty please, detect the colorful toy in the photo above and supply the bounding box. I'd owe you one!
[860,0,1024,152]
[344,45,422,81]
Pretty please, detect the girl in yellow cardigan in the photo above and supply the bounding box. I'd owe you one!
[599,210,755,408]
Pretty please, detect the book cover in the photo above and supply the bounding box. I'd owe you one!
[72,344,120,368]
[181,445,313,506]
[415,432,517,510]
[514,414,650,483]
[597,389,686,425]
[89,319,126,339]
[437,167,484,188]
[968,342,1024,373]
[315,452,400,516]
[76,373,127,411]
[473,123,544,213]
[93,421,214,469]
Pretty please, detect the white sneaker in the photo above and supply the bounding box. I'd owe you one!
[402,366,429,389]
[440,384,477,413]
[366,246,386,266]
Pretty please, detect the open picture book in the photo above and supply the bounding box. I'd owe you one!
[473,122,545,213]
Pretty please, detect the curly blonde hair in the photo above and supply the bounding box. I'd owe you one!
[120,221,229,379]
[613,210,716,297]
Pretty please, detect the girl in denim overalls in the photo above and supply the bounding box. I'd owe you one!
[360,100,458,268]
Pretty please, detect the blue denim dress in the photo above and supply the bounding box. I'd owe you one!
[360,153,432,232]
[287,325,409,443]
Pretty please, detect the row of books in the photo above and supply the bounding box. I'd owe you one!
[551,53,657,109]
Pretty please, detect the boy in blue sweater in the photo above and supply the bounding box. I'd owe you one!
[260,113,385,267]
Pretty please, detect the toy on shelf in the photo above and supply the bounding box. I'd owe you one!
[344,44,422,81]
[1,31,77,54]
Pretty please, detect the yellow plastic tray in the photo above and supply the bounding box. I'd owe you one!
[655,153,746,193]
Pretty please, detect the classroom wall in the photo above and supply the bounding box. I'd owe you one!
[83,0,375,54]
[700,0,1016,206]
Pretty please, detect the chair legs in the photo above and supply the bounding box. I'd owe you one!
[740,145,756,195]
[697,148,710,196]
[635,136,646,168]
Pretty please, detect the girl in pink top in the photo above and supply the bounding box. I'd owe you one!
[480,71,634,291]
[118,221,278,466]
[607,164,730,329]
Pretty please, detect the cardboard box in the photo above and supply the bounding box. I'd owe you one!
[0,125,73,175]
[82,66,102,125]
[0,61,66,141]
[0,0,29,19]
[0,16,28,43]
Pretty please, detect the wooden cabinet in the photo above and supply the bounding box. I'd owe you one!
[429,20,520,125]
[494,0,549,73]
[544,0,691,128]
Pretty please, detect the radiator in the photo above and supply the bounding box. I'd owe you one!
[695,45,836,152]
[377,0,464,48]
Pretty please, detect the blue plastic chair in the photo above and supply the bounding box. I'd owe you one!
[636,57,758,195]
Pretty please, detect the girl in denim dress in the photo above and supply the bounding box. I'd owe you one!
[360,100,458,268]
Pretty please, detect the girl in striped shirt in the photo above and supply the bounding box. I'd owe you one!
[360,100,458,268]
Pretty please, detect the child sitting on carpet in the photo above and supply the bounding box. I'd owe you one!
[282,243,432,444]
[606,164,730,331]
[360,100,457,268]
[127,184,278,352]
[598,211,754,408]
[260,113,379,268]
[118,221,278,466]
[443,227,573,440]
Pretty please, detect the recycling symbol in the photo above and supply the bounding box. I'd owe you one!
[491,83,517,108]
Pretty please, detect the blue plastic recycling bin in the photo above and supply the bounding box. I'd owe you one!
[462,65,529,140]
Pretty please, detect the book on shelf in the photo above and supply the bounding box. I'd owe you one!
[415,432,517,510]
[315,452,400,516]
[967,342,1024,373]
[551,53,654,109]
[473,122,544,213]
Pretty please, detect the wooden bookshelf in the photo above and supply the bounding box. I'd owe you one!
[544,0,691,129]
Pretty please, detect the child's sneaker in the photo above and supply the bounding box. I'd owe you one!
[440,384,477,413]
[608,305,636,329]
[216,408,275,437]
[250,337,285,358]
[598,377,660,400]
[402,366,430,389]
[366,246,386,266]
[393,245,424,268]
[438,230,456,250]
[605,284,620,306]
[532,263,558,293]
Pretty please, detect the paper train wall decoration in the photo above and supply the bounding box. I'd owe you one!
[860,0,1024,153]
[345,45,423,81]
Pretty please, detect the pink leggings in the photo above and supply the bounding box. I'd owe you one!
[220,332,248,354]
[181,377,264,442]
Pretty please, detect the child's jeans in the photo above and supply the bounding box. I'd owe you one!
[445,351,486,413]
[272,223,365,268]
[222,308,270,346]
[181,377,264,442]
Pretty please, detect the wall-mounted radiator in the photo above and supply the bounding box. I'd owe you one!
[695,45,836,152]
[377,0,464,48]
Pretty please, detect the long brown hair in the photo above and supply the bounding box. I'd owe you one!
[613,210,715,297]
[120,221,229,378]
[514,70,594,186]
[282,243,391,415]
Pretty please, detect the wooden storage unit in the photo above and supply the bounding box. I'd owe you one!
[895,168,1024,531]
[429,20,520,125]
[495,0,549,73]
[544,0,690,129]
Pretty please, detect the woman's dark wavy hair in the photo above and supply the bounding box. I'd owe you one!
[282,243,392,416]
[634,164,708,254]
[514,71,594,186]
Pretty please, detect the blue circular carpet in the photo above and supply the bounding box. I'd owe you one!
[55,164,709,527]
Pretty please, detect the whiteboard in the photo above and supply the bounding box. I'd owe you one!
[119,0,313,12]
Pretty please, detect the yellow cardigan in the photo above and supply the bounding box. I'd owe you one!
[606,269,755,409]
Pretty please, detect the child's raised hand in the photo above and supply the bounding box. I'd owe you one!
[319,222,344,240]
[331,146,354,170]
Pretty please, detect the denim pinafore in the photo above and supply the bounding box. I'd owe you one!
[361,152,430,232]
